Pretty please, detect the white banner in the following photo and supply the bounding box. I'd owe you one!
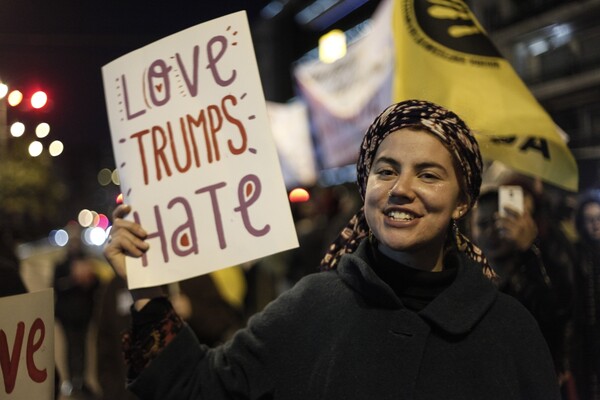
[102,11,298,289]
[0,289,54,399]
[294,0,394,168]
[266,100,317,188]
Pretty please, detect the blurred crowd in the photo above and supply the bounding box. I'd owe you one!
[1,162,600,399]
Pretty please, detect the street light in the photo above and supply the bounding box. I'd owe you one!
[319,29,347,64]
[0,83,7,99]
[7,90,23,107]
[10,121,25,137]
[36,122,50,138]
[49,140,64,157]
[28,140,43,157]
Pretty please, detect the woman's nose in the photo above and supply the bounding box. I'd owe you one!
[388,175,414,200]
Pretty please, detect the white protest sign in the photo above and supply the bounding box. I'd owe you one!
[102,11,298,289]
[0,289,54,399]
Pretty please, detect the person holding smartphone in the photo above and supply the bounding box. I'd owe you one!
[470,184,573,391]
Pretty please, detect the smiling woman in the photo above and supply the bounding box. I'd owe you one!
[364,129,466,271]
[103,99,561,400]
[320,100,489,275]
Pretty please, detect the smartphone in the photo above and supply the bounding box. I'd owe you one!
[498,185,524,217]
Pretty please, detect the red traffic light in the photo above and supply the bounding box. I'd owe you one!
[30,91,48,109]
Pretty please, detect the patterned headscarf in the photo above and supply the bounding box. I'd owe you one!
[320,99,496,280]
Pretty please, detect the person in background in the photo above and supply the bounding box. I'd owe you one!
[571,189,600,400]
[104,100,560,399]
[0,258,28,297]
[53,249,100,399]
[96,272,138,400]
[508,177,577,389]
[0,223,20,271]
[470,187,573,393]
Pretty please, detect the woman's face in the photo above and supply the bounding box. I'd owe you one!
[364,129,467,266]
[583,202,600,242]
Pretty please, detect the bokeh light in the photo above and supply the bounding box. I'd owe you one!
[88,227,108,246]
[10,122,25,137]
[111,169,120,185]
[0,83,8,99]
[96,213,110,230]
[49,140,64,156]
[97,168,112,186]
[78,209,94,227]
[319,29,347,64]
[289,187,310,203]
[51,229,69,247]
[82,227,93,245]
[36,122,50,138]
[90,211,99,227]
[30,91,48,109]
[28,141,43,157]
[7,90,23,107]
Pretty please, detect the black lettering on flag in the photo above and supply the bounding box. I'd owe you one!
[491,136,517,145]
[520,137,550,160]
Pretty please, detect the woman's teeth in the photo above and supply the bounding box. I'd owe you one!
[387,211,415,221]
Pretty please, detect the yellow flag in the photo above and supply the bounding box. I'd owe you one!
[392,0,578,191]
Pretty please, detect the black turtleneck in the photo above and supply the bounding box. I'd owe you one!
[366,240,458,312]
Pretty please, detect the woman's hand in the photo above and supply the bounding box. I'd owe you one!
[104,204,149,279]
[104,204,165,309]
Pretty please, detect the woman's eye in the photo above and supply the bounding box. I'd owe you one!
[420,172,439,181]
[376,168,394,176]
[382,170,394,176]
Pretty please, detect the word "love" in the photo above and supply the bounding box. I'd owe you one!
[122,35,237,120]
[0,318,47,394]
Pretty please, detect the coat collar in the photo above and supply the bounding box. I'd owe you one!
[336,240,498,335]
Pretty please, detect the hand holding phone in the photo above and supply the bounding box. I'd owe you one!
[498,185,524,217]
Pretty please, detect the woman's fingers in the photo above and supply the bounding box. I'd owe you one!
[104,205,166,306]
[104,204,150,279]
[111,205,148,238]
[110,228,149,257]
[500,205,521,218]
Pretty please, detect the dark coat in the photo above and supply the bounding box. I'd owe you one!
[130,240,560,399]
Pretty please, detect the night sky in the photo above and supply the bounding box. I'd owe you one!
[0,0,272,230]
